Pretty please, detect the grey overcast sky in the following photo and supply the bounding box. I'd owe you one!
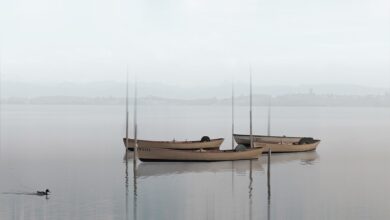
[0,0,389,87]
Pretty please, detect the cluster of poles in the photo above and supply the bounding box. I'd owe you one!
[125,67,272,161]
[124,66,272,187]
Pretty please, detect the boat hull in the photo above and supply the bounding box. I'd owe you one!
[254,141,320,153]
[234,134,320,153]
[137,147,263,162]
[123,138,224,150]
[234,134,302,145]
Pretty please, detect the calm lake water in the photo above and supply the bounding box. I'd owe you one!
[0,104,389,220]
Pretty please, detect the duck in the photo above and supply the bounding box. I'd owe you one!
[36,189,50,196]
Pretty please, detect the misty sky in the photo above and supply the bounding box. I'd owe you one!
[0,0,389,87]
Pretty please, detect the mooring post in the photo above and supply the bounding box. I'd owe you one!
[249,66,253,148]
[267,148,271,199]
[232,78,235,150]
[133,74,138,165]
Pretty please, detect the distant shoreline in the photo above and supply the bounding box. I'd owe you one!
[1,94,389,107]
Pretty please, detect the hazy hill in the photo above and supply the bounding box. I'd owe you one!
[2,94,390,107]
[1,81,389,99]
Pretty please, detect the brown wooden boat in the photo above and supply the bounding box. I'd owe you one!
[137,147,263,162]
[123,137,224,150]
[234,134,320,153]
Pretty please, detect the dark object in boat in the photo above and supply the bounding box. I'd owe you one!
[36,189,50,196]
[235,144,248,152]
[201,136,211,142]
[298,137,315,145]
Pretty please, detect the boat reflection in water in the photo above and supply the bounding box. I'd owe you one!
[123,150,319,220]
[136,159,264,178]
[266,151,320,166]
[124,151,319,177]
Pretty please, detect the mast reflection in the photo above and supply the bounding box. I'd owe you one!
[125,152,129,220]
[267,150,271,220]
[124,152,137,220]
[249,160,253,220]
[133,157,137,220]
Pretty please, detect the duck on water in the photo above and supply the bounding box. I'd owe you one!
[36,189,50,196]
[2,189,51,197]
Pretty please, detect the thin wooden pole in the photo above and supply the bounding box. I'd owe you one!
[132,73,138,220]
[133,163,137,220]
[125,66,130,220]
[133,74,138,165]
[231,75,236,212]
[266,86,272,220]
[267,182,271,220]
[0,52,2,158]
[267,97,271,136]
[125,67,129,151]
[232,78,235,150]
[125,152,129,220]
[249,66,253,148]
[267,148,271,199]
[249,160,253,220]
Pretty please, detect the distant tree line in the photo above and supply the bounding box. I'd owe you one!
[2,93,390,107]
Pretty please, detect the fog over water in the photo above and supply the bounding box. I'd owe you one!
[0,0,389,87]
[0,0,390,219]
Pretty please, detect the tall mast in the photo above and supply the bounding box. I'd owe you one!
[125,66,129,152]
[231,76,235,150]
[132,73,138,220]
[267,97,271,136]
[0,52,2,157]
[133,73,138,164]
[249,66,253,148]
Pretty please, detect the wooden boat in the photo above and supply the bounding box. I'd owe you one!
[137,147,263,162]
[123,137,224,150]
[234,134,320,153]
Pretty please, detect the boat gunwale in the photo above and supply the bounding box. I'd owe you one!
[137,147,263,162]
[255,139,321,145]
[233,133,319,140]
[123,137,224,144]
[254,140,320,153]
[139,159,260,162]
[138,147,263,154]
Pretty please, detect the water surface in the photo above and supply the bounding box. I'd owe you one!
[0,105,389,220]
